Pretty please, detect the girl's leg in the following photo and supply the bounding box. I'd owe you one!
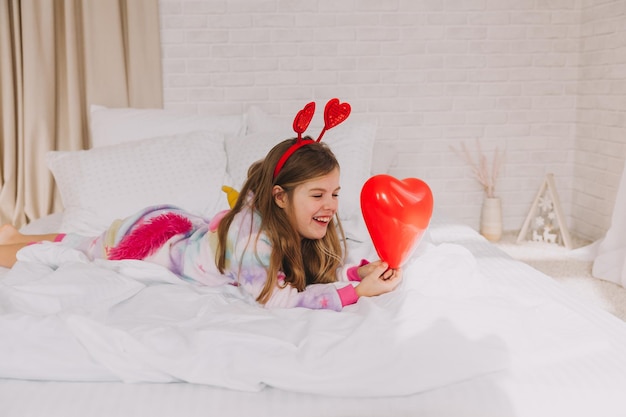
[0,243,29,268]
[0,224,59,245]
[0,224,61,268]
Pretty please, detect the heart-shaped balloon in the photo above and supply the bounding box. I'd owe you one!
[360,175,434,269]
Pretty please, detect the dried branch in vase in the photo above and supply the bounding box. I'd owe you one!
[450,139,505,199]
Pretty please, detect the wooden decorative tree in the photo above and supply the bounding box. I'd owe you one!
[517,173,572,249]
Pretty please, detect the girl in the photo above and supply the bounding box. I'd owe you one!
[0,100,402,310]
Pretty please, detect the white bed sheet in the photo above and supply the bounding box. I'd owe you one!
[1,217,626,417]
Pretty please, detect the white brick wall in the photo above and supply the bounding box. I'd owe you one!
[573,0,626,240]
[159,0,626,240]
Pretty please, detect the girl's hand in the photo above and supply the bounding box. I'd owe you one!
[355,261,402,298]
[357,260,386,279]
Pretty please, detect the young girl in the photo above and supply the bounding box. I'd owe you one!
[0,100,402,310]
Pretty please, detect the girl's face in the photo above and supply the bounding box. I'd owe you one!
[274,168,340,240]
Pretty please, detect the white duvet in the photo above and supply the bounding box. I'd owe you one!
[0,240,609,397]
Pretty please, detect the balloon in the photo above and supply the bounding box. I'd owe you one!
[360,175,434,269]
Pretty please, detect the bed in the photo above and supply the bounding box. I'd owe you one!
[2,105,626,417]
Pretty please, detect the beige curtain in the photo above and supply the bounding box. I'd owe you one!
[0,0,163,227]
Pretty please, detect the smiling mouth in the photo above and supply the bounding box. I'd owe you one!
[313,216,332,224]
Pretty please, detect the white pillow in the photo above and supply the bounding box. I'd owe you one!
[48,131,229,236]
[229,107,377,221]
[89,104,245,148]
[226,131,280,189]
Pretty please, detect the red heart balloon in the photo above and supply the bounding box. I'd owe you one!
[360,175,434,269]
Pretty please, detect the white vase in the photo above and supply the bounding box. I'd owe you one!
[480,197,502,242]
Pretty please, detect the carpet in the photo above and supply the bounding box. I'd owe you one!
[494,231,626,322]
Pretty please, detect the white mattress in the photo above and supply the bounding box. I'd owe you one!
[2,218,626,417]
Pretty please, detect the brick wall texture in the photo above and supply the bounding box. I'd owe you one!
[159,0,626,241]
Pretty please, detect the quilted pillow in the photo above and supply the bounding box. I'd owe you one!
[47,131,229,235]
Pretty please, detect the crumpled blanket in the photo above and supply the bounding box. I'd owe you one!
[0,240,608,397]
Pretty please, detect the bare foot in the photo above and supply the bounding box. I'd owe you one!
[0,224,23,244]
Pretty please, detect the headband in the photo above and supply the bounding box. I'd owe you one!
[273,98,351,179]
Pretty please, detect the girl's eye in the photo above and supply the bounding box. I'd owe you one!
[312,195,322,198]
[332,194,339,198]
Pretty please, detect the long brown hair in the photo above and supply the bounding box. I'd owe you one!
[215,138,346,304]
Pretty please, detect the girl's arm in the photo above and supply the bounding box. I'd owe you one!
[232,234,351,310]
[236,237,401,310]
[227,209,401,310]
[264,280,354,311]
[260,262,402,310]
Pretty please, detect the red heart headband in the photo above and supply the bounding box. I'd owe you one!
[273,98,351,179]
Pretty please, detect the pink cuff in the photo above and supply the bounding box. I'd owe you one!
[346,259,370,282]
[337,285,359,307]
[347,266,361,282]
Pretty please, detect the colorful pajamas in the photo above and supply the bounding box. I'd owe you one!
[61,204,361,311]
